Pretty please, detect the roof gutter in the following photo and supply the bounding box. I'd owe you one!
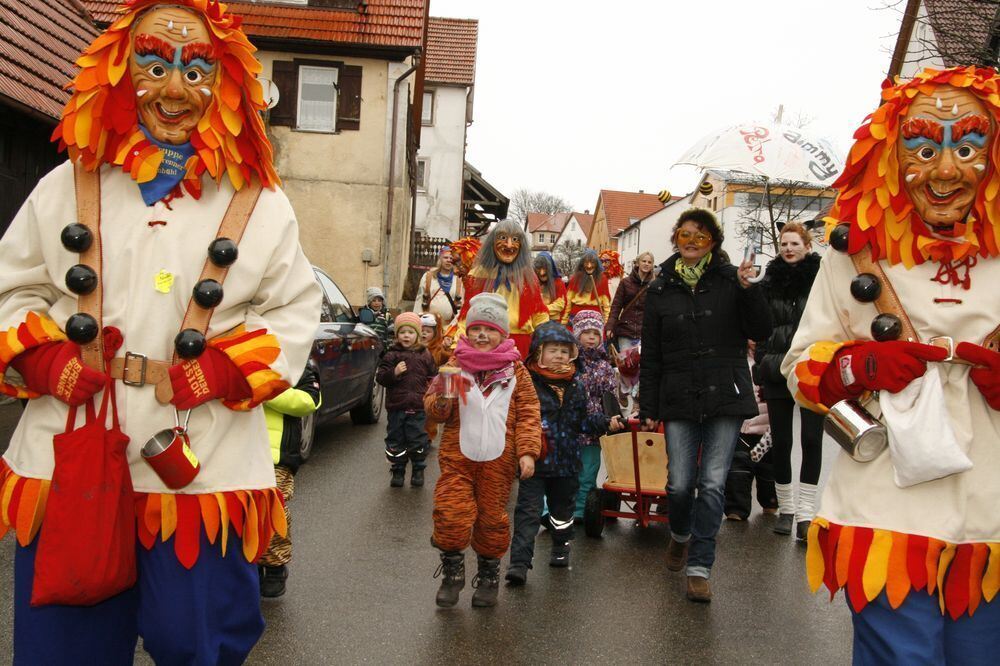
[383,55,421,299]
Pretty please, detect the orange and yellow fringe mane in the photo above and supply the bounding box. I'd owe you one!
[53,0,278,196]
[827,66,1000,267]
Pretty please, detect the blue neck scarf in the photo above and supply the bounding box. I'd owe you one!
[437,270,454,293]
[137,126,195,206]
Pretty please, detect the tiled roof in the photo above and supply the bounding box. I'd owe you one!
[571,212,594,238]
[0,0,100,120]
[526,212,549,233]
[537,212,570,234]
[82,0,426,50]
[597,190,665,238]
[922,0,997,67]
[425,17,476,86]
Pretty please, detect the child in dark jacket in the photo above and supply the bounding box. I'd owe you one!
[376,312,438,487]
[362,286,394,348]
[570,310,622,519]
[506,322,619,584]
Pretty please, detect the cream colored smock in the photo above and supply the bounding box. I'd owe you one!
[0,162,322,494]
[782,248,1000,544]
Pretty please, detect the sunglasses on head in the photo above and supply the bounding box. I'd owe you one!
[677,230,712,247]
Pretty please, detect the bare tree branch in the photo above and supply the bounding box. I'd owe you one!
[507,188,572,230]
[552,239,587,277]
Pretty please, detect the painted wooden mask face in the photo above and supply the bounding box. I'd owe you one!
[129,7,218,144]
[899,87,992,229]
[494,232,521,264]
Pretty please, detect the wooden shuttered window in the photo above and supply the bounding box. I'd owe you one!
[269,60,363,132]
[336,65,362,131]
[269,60,298,127]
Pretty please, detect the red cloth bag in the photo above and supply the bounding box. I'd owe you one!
[30,380,136,607]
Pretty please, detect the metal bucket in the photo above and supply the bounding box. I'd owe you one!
[823,398,888,463]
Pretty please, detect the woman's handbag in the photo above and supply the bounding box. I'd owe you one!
[30,376,136,606]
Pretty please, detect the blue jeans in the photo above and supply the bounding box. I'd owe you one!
[851,591,1000,665]
[664,416,742,579]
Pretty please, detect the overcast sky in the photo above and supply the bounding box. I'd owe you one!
[427,0,905,212]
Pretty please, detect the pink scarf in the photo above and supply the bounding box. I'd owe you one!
[454,336,520,373]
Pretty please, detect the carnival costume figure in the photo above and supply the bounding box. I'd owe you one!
[456,220,549,358]
[0,1,322,662]
[533,251,566,320]
[784,67,1000,663]
[562,248,611,324]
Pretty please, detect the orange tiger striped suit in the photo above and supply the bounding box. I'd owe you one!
[426,362,541,559]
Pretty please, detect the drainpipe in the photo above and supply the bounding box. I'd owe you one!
[384,56,420,300]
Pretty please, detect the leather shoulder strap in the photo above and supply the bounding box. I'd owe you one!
[173,181,263,363]
[73,163,105,370]
[850,245,919,343]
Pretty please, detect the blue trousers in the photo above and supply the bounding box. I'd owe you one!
[14,531,264,665]
[574,444,602,518]
[664,416,742,579]
[851,591,1000,665]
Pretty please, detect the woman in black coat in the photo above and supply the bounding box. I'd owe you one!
[753,222,823,541]
[639,208,772,603]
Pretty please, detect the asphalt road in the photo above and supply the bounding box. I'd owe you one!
[0,403,852,664]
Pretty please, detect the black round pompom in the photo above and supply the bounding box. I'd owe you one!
[66,313,99,344]
[61,223,93,253]
[65,264,98,295]
[850,273,882,303]
[174,329,207,359]
[207,238,238,267]
[829,224,850,252]
[871,313,903,342]
[192,279,224,308]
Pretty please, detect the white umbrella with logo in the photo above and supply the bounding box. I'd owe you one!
[674,121,845,281]
[675,121,844,186]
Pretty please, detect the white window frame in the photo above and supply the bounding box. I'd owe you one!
[416,158,429,192]
[422,89,435,126]
[296,64,339,133]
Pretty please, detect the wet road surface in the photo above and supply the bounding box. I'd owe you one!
[0,404,852,664]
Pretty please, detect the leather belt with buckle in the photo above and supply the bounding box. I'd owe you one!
[109,352,171,387]
[927,336,973,365]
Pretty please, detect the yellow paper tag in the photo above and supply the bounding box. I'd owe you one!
[155,270,174,294]
[181,442,199,468]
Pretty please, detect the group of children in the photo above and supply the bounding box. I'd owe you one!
[374,290,625,607]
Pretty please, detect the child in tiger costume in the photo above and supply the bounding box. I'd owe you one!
[425,293,542,608]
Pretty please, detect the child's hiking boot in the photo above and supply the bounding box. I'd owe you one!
[504,564,528,586]
[549,542,570,568]
[411,468,425,487]
[434,551,465,607]
[471,556,500,607]
[390,468,405,488]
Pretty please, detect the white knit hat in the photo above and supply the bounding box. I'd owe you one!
[419,313,437,328]
[365,287,385,306]
[466,292,509,336]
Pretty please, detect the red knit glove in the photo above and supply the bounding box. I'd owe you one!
[9,341,108,406]
[168,348,252,410]
[956,342,1000,410]
[818,341,947,404]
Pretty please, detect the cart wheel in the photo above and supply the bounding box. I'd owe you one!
[601,490,620,523]
[583,489,606,538]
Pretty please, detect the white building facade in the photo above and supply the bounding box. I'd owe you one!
[414,18,478,241]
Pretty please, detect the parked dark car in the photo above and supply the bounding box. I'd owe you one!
[298,267,385,461]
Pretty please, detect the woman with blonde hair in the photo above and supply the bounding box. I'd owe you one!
[607,251,655,352]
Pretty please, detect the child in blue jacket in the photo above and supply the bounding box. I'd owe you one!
[506,322,621,584]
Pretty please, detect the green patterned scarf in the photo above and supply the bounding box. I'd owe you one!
[676,252,712,289]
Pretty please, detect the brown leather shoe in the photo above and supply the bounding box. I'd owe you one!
[666,537,689,572]
[686,575,712,603]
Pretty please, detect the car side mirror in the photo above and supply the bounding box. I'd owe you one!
[358,309,375,324]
